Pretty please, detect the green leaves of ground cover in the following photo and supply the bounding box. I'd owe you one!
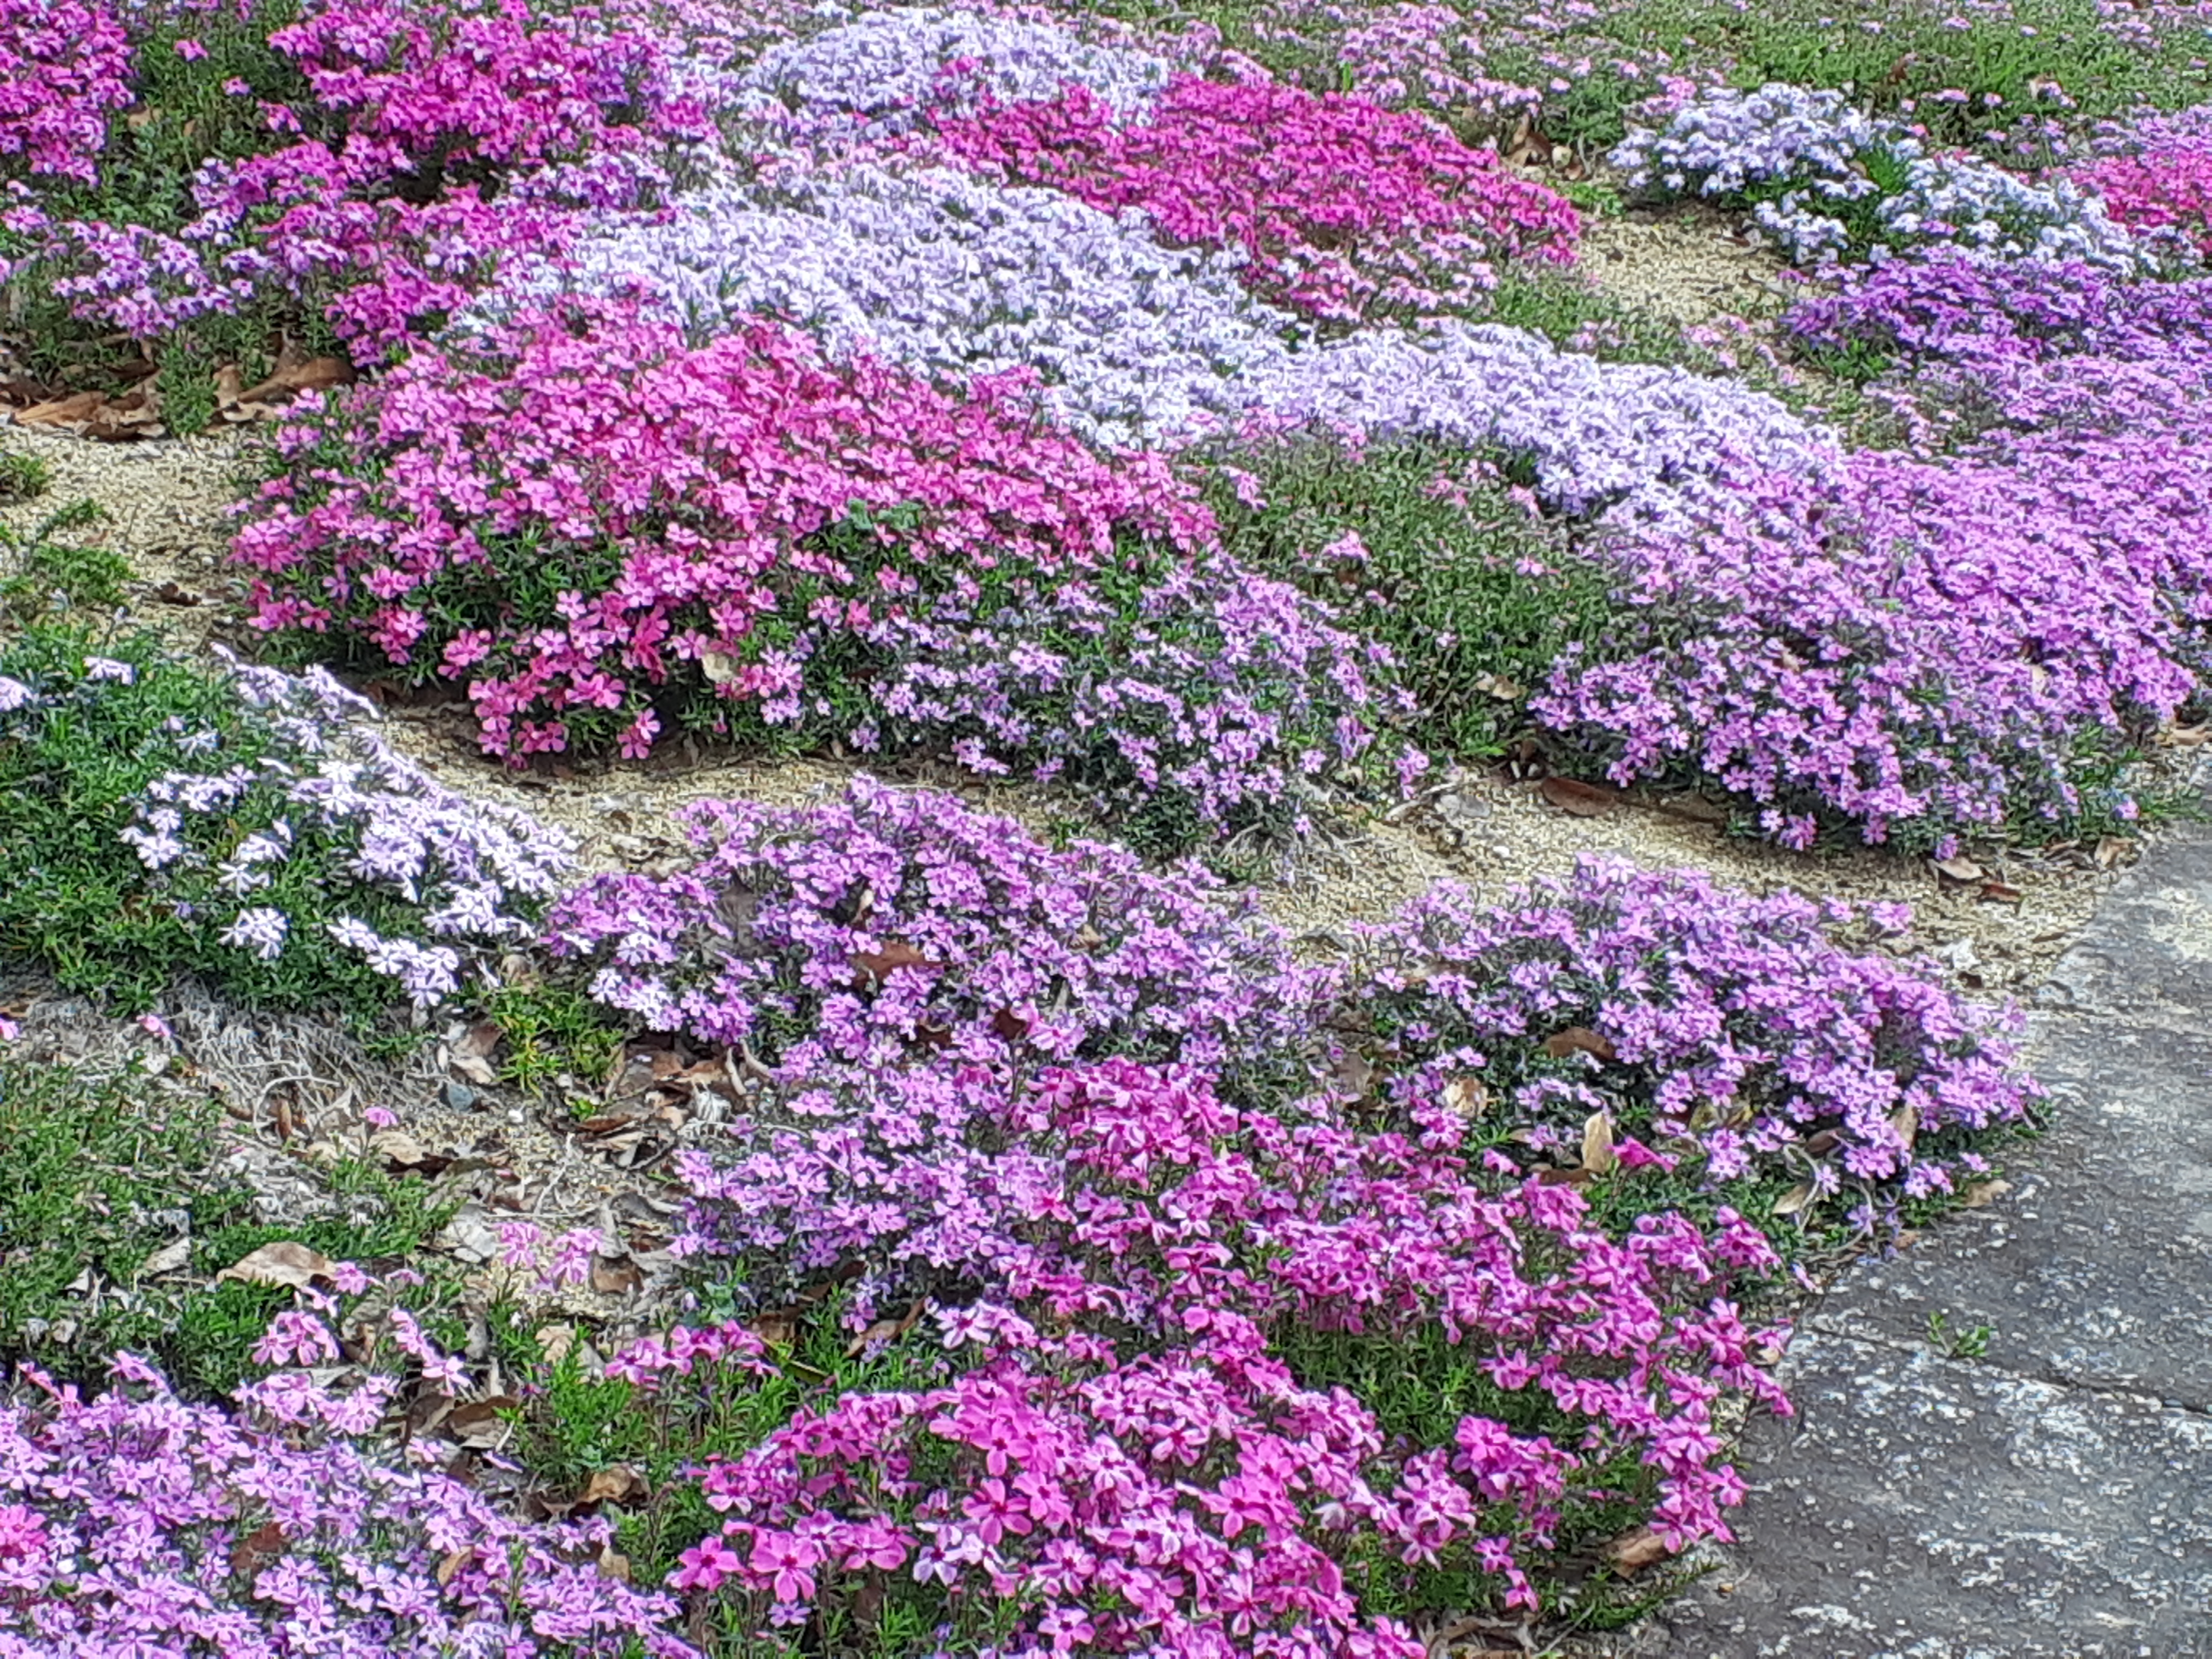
[1215,436,1619,761]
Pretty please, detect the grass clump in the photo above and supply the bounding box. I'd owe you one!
[0,500,130,623]
[1213,437,1620,760]
[0,1055,459,1397]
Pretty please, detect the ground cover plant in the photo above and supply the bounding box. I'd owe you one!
[0,626,573,1015]
[4,0,2210,1652]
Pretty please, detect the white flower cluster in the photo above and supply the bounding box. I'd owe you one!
[89,653,577,1006]
[1617,83,2173,274]
[735,6,1174,139]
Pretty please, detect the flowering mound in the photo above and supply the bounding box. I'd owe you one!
[672,1059,1791,1637]
[0,628,572,1014]
[1612,83,2159,270]
[0,1349,692,1656]
[735,4,1174,138]
[1351,862,2036,1222]
[237,297,1396,840]
[929,75,1580,323]
[545,776,1329,1076]
[559,781,2034,1222]
[1536,335,2212,847]
[6,0,734,355]
[1782,256,2212,369]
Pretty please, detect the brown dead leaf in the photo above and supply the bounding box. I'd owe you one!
[436,1549,472,1587]
[154,580,202,606]
[1536,1167,1596,1187]
[1804,1129,1842,1155]
[596,1546,632,1583]
[1890,1103,1918,1154]
[589,1255,642,1297]
[2094,836,2133,870]
[446,1396,519,1451]
[1538,775,1618,818]
[1770,1181,1817,1217]
[754,1308,801,1349]
[1441,1075,1489,1119]
[853,940,941,983]
[843,1298,927,1359]
[216,1240,335,1289]
[235,354,353,406]
[1960,1178,2013,1209]
[230,1520,287,1579]
[455,1021,502,1060]
[14,391,107,427]
[1541,1026,1617,1063]
[370,1129,436,1170]
[1978,880,2024,903]
[576,1464,649,1508]
[1932,856,1985,884]
[1601,1525,1673,1575]
[990,1007,1033,1042]
[1471,672,1523,700]
[1580,1111,1618,1176]
[139,1237,193,1278]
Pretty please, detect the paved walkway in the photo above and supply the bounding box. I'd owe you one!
[1640,812,2212,1658]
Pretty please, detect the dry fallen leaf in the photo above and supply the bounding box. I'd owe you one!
[590,1255,643,1297]
[436,1549,472,1587]
[1932,856,1985,884]
[843,1297,927,1359]
[576,1464,649,1507]
[446,1396,519,1451]
[1541,1026,1618,1063]
[1538,775,1618,818]
[596,1546,632,1584]
[1770,1181,1817,1217]
[230,1520,287,1579]
[1890,1103,1918,1154]
[1441,1075,1489,1119]
[216,1240,335,1289]
[1580,1111,1618,1176]
[1960,1178,2013,1209]
[1601,1525,1674,1575]
[853,941,941,983]
[14,391,107,427]
[139,1237,193,1277]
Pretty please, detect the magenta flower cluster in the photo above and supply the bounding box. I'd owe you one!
[671,1059,1791,1639]
[2071,141,2212,256]
[236,296,1401,839]
[0,0,131,184]
[925,75,1581,324]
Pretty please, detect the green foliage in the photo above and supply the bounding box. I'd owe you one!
[1213,438,1620,760]
[487,982,626,1096]
[0,1056,458,1398]
[0,626,430,1020]
[503,1299,955,1633]
[0,451,51,503]
[0,500,131,623]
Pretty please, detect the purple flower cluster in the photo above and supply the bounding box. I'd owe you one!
[1537,335,2212,846]
[555,779,2031,1207]
[0,1314,694,1655]
[546,775,1331,1075]
[1352,861,2035,1218]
